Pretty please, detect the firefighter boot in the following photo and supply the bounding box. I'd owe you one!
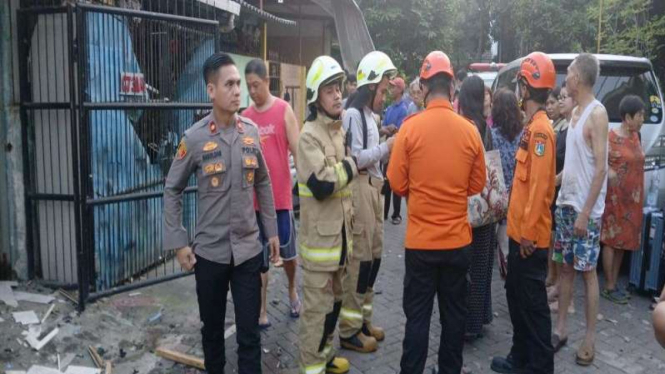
[363,323,385,342]
[340,331,378,353]
[326,357,350,374]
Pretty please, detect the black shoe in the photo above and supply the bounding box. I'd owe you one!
[490,356,524,374]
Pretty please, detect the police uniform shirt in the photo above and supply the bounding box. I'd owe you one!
[163,113,278,265]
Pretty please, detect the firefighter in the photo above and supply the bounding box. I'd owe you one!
[491,51,557,374]
[297,55,359,374]
[339,51,398,353]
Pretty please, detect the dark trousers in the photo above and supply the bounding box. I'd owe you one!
[400,247,471,374]
[195,253,262,374]
[382,162,401,220]
[383,189,402,220]
[506,239,554,374]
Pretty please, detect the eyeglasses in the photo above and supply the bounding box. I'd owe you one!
[557,95,569,101]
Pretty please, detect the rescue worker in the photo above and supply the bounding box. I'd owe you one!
[298,55,359,374]
[388,51,486,374]
[163,52,279,374]
[491,52,557,374]
[339,51,398,353]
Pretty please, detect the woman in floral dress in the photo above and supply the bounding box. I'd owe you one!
[601,95,646,304]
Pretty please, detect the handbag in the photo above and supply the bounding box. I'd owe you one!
[468,149,509,228]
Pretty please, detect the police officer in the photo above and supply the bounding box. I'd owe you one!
[339,51,397,353]
[298,56,358,374]
[163,52,279,374]
[491,52,557,374]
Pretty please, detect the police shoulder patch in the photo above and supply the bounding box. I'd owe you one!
[176,139,187,160]
[534,140,546,157]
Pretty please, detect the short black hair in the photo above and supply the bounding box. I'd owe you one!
[524,83,550,105]
[549,86,562,100]
[620,95,645,121]
[203,53,236,84]
[245,58,268,80]
[456,69,468,82]
[422,74,453,98]
[346,72,357,84]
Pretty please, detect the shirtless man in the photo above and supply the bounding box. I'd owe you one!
[551,53,609,366]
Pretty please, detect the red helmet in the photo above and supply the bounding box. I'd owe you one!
[420,51,454,81]
[517,52,556,89]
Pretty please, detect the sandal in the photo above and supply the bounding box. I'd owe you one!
[259,321,272,330]
[391,216,402,225]
[576,343,595,366]
[552,333,568,353]
[290,297,302,319]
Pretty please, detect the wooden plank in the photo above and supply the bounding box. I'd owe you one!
[41,304,56,324]
[105,361,112,374]
[88,346,104,368]
[155,347,206,370]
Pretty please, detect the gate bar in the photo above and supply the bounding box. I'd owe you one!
[83,102,213,110]
[86,272,193,303]
[76,3,219,26]
[87,187,198,206]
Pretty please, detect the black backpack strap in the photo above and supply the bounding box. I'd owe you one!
[360,109,368,150]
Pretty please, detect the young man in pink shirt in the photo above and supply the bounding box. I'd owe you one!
[243,59,301,326]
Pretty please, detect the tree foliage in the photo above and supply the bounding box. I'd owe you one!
[356,0,664,81]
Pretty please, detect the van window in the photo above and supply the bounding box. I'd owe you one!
[554,66,662,124]
[496,63,663,125]
[494,67,519,92]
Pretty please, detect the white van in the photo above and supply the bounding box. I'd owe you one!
[493,54,665,204]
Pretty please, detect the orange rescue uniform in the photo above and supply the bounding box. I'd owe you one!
[506,110,556,249]
[387,99,486,250]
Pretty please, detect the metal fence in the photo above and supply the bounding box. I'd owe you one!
[18,2,219,309]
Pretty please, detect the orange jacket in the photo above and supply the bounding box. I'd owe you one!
[507,110,556,248]
[387,99,486,250]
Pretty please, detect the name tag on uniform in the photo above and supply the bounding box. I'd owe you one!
[242,146,259,154]
[202,150,222,161]
[519,129,531,150]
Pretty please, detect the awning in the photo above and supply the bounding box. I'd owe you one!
[237,1,297,27]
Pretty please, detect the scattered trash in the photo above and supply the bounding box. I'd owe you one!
[623,336,631,343]
[13,310,40,325]
[155,347,205,370]
[597,313,604,321]
[262,348,270,354]
[63,366,102,374]
[147,311,162,324]
[60,353,76,371]
[0,282,18,307]
[26,366,62,374]
[6,370,28,374]
[25,327,59,351]
[270,299,279,306]
[607,318,619,324]
[41,304,56,324]
[104,361,112,374]
[128,292,141,297]
[0,316,4,322]
[119,348,127,359]
[14,292,55,305]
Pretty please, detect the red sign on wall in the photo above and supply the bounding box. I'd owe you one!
[120,73,146,96]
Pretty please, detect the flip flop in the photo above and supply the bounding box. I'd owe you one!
[391,216,402,225]
[552,333,568,353]
[290,297,302,319]
[259,321,272,330]
[576,343,595,366]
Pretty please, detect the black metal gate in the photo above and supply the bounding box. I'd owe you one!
[18,2,219,309]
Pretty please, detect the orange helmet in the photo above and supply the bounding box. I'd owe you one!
[517,52,556,89]
[420,51,454,81]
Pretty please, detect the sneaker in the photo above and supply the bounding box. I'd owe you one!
[490,356,526,374]
[602,289,628,305]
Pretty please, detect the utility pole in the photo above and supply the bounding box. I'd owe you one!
[597,0,603,53]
